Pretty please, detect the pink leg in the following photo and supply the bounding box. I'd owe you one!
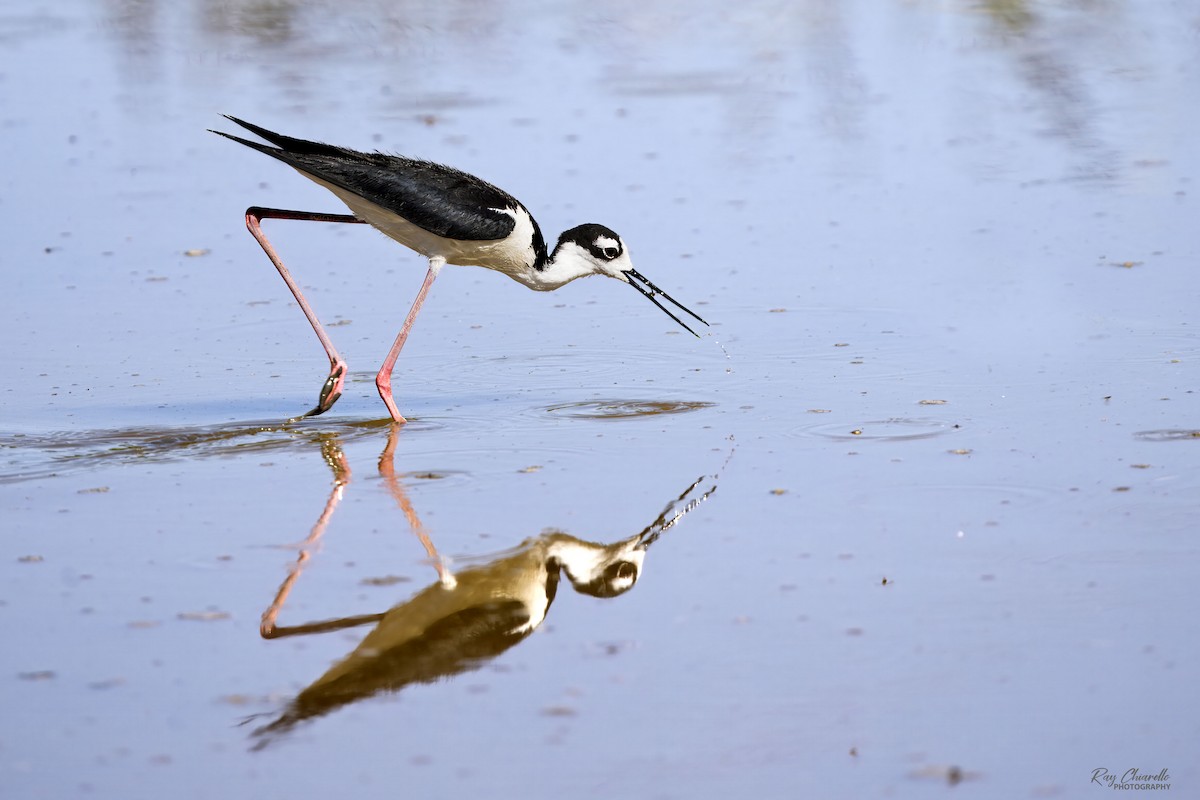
[245,206,366,419]
[259,435,352,638]
[375,257,444,424]
[378,423,456,586]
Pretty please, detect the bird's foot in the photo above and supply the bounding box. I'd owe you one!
[374,372,408,425]
[293,363,347,420]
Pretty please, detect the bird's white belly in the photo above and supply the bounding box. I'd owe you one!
[312,177,535,278]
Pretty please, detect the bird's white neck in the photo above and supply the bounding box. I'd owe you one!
[518,244,607,292]
[544,533,645,596]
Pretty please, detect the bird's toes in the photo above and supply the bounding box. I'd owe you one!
[312,366,347,412]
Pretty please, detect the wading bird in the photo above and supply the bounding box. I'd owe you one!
[212,116,708,422]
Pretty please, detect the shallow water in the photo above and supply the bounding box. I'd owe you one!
[2,1,1197,797]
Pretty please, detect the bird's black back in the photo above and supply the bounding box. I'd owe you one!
[214,116,526,243]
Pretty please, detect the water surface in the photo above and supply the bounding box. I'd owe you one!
[2,1,1197,797]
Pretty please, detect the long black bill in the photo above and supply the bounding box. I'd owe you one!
[624,268,710,338]
[635,475,717,550]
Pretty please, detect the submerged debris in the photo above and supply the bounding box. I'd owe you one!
[360,575,411,587]
[177,610,231,622]
[540,705,578,718]
[910,764,979,785]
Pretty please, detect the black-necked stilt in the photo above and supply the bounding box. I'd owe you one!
[211,116,708,423]
[249,450,715,747]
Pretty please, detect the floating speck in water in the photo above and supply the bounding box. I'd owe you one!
[177,610,231,622]
[361,575,411,586]
[540,706,577,718]
[909,764,977,785]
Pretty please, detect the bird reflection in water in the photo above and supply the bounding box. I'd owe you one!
[248,425,716,749]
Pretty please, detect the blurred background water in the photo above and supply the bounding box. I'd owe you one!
[1,1,1197,797]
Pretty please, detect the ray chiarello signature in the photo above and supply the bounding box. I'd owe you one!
[245,425,722,749]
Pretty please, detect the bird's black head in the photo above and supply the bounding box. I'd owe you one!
[570,558,642,598]
[553,223,625,263]
[552,224,709,337]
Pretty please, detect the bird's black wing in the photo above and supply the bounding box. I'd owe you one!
[212,116,519,242]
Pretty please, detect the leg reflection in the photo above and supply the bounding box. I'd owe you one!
[260,434,351,639]
[378,423,456,588]
[258,424,452,639]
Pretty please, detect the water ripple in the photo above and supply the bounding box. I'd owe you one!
[793,417,960,442]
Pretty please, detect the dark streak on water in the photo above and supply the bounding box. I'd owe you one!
[542,399,716,420]
[0,418,399,483]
